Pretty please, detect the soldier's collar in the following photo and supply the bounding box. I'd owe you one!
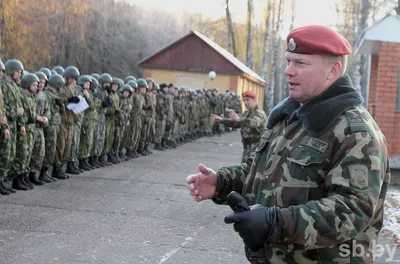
[267,74,363,137]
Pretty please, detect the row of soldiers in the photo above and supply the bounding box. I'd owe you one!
[0,59,242,195]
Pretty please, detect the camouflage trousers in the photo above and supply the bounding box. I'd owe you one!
[122,116,139,151]
[29,127,45,173]
[13,125,36,174]
[172,119,180,140]
[205,116,213,134]
[138,118,150,150]
[155,118,166,144]
[149,117,155,143]
[163,119,173,141]
[132,118,142,151]
[55,122,74,166]
[69,123,82,163]
[189,119,198,135]
[43,125,59,167]
[92,113,106,157]
[241,139,259,163]
[112,123,125,155]
[0,122,16,180]
[104,117,115,154]
[79,118,95,159]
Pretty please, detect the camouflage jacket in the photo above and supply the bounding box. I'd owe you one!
[44,88,62,127]
[105,91,120,118]
[212,75,390,264]
[0,79,25,127]
[117,95,132,126]
[165,93,174,122]
[0,82,9,130]
[83,91,100,121]
[221,105,267,143]
[20,89,37,133]
[130,93,144,120]
[173,96,182,120]
[35,90,51,128]
[156,93,167,121]
[142,92,153,120]
[60,84,79,125]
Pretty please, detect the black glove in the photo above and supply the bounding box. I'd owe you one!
[225,203,278,248]
[67,96,80,104]
[54,98,63,108]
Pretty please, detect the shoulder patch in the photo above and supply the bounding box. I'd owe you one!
[344,111,367,133]
[348,165,369,189]
[300,136,328,153]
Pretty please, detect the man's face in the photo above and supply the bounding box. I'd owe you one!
[67,77,76,85]
[123,91,130,98]
[0,69,3,77]
[285,52,333,104]
[103,83,111,90]
[243,97,256,110]
[174,89,179,96]
[29,81,39,94]
[13,69,22,82]
[147,82,153,89]
[38,79,46,91]
[163,87,168,94]
[83,81,91,90]
[111,84,119,92]
[139,87,146,95]
[152,89,157,95]
[168,86,174,93]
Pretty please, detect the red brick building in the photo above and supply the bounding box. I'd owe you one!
[357,15,400,172]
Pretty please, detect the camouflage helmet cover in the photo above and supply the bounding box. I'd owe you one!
[21,73,39,89]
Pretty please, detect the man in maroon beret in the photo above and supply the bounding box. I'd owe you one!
[211,90,267,163]
[187,25,389,263]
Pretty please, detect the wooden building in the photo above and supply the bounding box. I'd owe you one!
[138,30,267,107]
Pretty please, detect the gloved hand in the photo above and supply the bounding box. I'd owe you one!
[224,204,278,248]
[67,96,80,104]
[54,98,63,108]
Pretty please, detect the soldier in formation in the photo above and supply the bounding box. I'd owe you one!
[0,59,249,195]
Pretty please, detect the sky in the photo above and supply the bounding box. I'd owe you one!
[126,0,339,37]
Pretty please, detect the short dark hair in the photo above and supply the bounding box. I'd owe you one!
[160,83,167,89]
[168,83,174,88]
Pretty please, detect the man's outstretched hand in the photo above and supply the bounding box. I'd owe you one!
[186,163,217,202]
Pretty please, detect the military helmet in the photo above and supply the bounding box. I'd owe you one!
[48,74,65,90]
[51,70,57,76]
[152,83,159,91]
[0,61,5,71]
[91,73,100,80]
[5,59,24,75]
[21,73,40,89]
[52,66,65,75]
[63,66,80,80]
[35,71,48,81]
[91,77,99,90]
[77,75,93,86]
[112,77,121,87]
[39,67,52,79]
[145,77,154,84]
[136,78,148,88]
[99,73,113,85]
[127,80,138,89]
[115,77,124,88]
[121,84,133,94]
[124,76,136,83]
[179,87,185,93]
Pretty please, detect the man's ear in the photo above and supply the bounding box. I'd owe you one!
[327,60,341,80]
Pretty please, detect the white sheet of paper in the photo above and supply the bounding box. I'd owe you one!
[66,95,89,114]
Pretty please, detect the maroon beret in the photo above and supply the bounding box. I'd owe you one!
[286,25,352,56]
[242,91,256,99]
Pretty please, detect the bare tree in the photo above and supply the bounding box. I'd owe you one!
[353,0,370,106]
[246,0,254,68]
[225,0,238,57]
[260,0,273,80]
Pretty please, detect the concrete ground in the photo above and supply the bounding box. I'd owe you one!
[0,131,399,263]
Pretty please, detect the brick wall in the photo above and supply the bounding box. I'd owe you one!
[368,42,400,156]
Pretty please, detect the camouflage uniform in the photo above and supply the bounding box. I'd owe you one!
[124,92,144,157]
[43,88,62,175]
[0,84,9,188]
[162,92,174,146]
[104,89,120,162]
[188,92,198,139]
[172,92,182,144]
[79,90,98,160]
[56,84,79,168]
[149,91,157,144]
[14,89,36,175]
[138,92,153,154]
[68,86,84,171]
[113,91,132,158]
[154,93,167,146]
[212,75,390,264]
[220,105,267,163]
[0,79,25,181]
[29,89,50,175]
[92,89,108,163]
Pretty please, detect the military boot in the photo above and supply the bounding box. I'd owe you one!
[88,156,98,169]
[154,143,164,151]
[73,161,83,173]
[119,150,128,161]
[39,167,53,183]
[29,171,44,186]
[84,158,94,170]
[145,146,153,155]
[108,154,118,164]
[1,180,15,193]
[161,140,168,149]
[22,173,34,189]
[171,139,177,148]
[93,156,104,167]
[66,161,80,175]
[52,165,67,180]
[79,159,89,171]
[0,181,10,195]
[12,174,29,191]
